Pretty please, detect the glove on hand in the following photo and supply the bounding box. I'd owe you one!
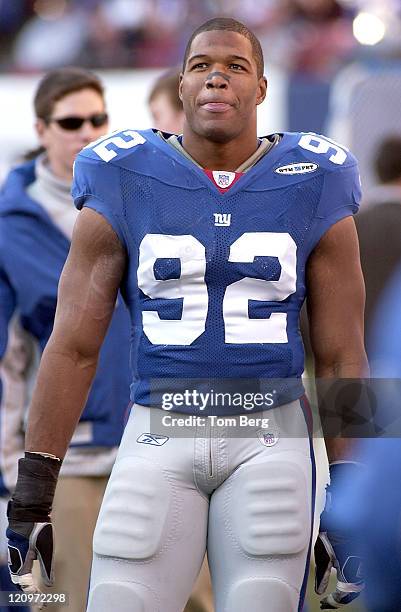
[7,519,54,593]
[6,452,61,608]
[315,462,364,609]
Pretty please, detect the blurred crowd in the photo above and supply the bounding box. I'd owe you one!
[0,0,366,76]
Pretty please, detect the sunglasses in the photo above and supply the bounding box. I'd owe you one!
[47,112,109,131]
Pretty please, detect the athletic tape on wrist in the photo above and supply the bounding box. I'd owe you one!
[7,452,62,522]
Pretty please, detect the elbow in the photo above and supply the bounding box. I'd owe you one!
[312,330,369,378]
[43,337,100,372]
[314,353,370,378]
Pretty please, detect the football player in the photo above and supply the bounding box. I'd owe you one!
[6,18,368,611]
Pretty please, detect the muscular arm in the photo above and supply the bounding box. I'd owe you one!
[306,216,369,461]
[25,207,126,459]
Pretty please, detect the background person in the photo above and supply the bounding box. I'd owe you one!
[148,70,185,134]
[355,136,401,363]
[0,67,131,611]
[324,264,401,611]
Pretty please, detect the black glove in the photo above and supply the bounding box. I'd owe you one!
[6,452,61,606]
[315,462,364,609]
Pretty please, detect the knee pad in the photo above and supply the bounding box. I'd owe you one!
[226,577,296,612]
[87,581,158,612]
[232,461,310,556]
[93,456,171,560]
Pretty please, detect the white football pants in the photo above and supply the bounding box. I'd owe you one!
[87,399,315,612]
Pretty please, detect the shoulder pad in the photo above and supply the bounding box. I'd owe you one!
[288,131,357,170]
[79,128,150,164]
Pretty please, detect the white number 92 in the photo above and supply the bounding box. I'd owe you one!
[137,232,297,346]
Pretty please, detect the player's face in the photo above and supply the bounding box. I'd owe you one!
[36,88,108,181]
[180,30,267,144]
[149,91,184,134]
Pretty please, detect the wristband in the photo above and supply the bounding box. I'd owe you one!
[7,452,62,523]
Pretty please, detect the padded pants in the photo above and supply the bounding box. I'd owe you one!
[87,400,315,612]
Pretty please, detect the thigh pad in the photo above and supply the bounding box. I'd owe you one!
[232,460,310,556]
[88,581,157,612]
[93,456,171,560]
[227,577,296,612]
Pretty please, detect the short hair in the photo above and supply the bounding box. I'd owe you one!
[148,70,182,112]
[375,136,401,183]
[182,17,264,78]
[34,66,104,121]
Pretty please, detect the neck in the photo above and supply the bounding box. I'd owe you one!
[39,155,72,189]
[182,125,260,171]
[48,159,72,182]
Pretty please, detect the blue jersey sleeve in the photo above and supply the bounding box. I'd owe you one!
[312,161,361,247]
[72,151,125,245]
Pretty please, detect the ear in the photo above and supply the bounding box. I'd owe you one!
[35,118,48,146]
[256,76,267,106]
[178,73,184,102]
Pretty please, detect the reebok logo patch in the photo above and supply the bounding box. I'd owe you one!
[137,433,169,446]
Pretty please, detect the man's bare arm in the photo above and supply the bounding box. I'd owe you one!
[25,207,126,459]
[306,216,369,461]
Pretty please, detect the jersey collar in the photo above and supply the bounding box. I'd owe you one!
[146,129,296,198]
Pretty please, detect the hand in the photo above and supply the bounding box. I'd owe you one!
[7,519,54,608]
[6,452,61,608]
[315,462,364,609]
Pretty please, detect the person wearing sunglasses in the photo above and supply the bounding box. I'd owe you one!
[33,74,109,183]
[0,67,131,611]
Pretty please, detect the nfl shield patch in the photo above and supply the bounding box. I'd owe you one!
[257,430,279,447]
[212,170,236,189]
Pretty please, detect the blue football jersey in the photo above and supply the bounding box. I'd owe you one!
[72,129,361,415]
